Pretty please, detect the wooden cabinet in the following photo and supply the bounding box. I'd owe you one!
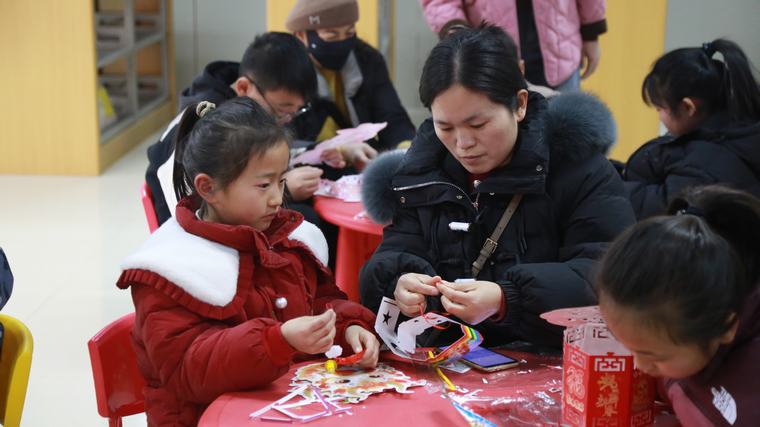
[0,0,176,175]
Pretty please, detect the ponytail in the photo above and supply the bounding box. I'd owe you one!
[170,97,289,205]
[668,185,760,295]
[597,185,760,347]
[642,38,760,124]
[172,102,208,202]
[707,39,760,123]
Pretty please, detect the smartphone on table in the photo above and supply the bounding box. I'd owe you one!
[449,346,519,372]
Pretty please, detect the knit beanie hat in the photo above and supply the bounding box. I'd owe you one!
[285,0,359,32]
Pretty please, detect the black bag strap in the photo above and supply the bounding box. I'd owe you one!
[471,194,523,278]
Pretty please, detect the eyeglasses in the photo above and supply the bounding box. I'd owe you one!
[279,102,311,124]
[248,77,310,125]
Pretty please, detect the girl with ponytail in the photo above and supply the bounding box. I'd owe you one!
[597,185,760,426]
[622,39,760,219]
[117,97,378,426]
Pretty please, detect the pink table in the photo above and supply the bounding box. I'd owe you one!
[313,196,384,302]
[198,351,565,426]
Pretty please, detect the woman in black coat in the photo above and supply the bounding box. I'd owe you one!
[358,25,635,348]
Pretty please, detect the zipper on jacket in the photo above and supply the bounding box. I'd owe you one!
[393,181,478,212]
[518,213,528,255]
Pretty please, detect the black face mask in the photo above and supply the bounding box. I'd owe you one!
[306,31,356,70]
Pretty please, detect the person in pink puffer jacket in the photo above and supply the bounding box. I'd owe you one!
[420,0,607,90]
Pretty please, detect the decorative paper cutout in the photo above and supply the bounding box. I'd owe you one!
[540,305,605,327]
[249,384,352,423]
[314,175,362,202]
[375,297,483,365]
[292,122,388,165]
[290,362,426,404]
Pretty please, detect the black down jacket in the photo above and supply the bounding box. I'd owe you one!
[291,39,416,151]
[623,114,760,219]
[0,247,12,310]
[359,92,635,347]
[145,61,240,224]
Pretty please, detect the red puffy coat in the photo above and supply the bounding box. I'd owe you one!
[117,198,375,426]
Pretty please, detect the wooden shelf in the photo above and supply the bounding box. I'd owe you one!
[0,0,176,175]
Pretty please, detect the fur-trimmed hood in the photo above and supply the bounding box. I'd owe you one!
[362,91,616,224]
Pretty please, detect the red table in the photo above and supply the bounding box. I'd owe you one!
[198,351,565,426]
[313,196,384,302]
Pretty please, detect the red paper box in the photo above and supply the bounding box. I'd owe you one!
[542,307,656,426]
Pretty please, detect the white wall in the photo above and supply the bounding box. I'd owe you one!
[665,0,760,76]
[171,0,267,100]
[393,1,438,127]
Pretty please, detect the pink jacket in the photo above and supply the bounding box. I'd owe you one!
[420,0,607,86]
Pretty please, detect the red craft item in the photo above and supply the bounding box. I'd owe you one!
[336,350,365,366]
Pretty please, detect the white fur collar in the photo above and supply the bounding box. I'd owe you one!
[287,220,329,266]
[120,218,329,306]
[121,218,239,306]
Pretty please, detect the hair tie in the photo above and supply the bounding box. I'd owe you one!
[702,42,715,57]
[677,205,705,217]
[196,101,216,118]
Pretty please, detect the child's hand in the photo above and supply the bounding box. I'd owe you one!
[320,147,347,168]
[281,309,336,354]
[342,143,378,170]
[344,325,380,368]
[284,166,323,202]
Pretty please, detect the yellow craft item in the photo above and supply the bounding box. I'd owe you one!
[428,350,456,391]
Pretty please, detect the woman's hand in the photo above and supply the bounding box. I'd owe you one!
[344,325,380,368]
[281,309,336,354]
[394,273,441,316]
[284,166,323,201]
[436,280,503,325]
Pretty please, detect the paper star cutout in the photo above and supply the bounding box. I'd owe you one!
[383,311,392,324]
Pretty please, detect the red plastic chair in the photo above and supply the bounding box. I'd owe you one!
[88,313,146,427]
[141,182,159,233]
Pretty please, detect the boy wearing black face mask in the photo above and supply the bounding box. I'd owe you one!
[286,0,415,173]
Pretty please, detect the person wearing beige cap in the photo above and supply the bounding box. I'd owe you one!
[286,0,415,171]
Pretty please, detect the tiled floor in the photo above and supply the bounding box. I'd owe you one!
[0,131,164,426]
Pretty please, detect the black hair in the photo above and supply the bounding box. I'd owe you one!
[419,23,527,111]
[172,97,291,202]
[239,32,317,100]
[642,38,760,124]
[597,185,760,348]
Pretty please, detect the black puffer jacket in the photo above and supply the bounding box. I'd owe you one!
[359,92,635,347]
[291,39,415,151]
[145,61,239,224]
[0,247,12,310]
[623,115,760,219]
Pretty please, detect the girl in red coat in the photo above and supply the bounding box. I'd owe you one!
[597,185,760,426]
[118,97,379,426]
